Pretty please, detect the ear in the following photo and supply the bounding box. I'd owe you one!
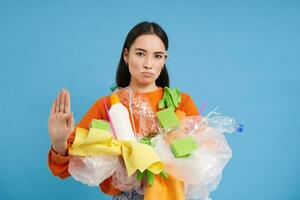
[163,53,168,65]
[123,48,129,64]
[164,55,168,62]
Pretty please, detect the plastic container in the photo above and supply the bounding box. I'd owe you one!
[108,93,136,141]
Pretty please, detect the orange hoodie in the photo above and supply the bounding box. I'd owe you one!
[48,87,199,198]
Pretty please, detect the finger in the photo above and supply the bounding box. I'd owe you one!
[50,100,56,115]
[55,91,61,113]
[65,89,71,113]
[60,89,66,113]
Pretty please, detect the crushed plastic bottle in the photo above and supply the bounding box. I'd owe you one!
[207,115,243,134]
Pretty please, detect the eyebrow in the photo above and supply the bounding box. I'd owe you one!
[134,48,165,54]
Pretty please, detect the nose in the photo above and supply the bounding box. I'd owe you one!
[143,56,152,69]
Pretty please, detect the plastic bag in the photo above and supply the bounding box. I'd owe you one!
[111,157,145,194]
[68,155,118,186]
[151,116,232,200]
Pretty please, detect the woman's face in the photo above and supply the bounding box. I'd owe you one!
[123,34,167,87]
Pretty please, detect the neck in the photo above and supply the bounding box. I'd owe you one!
[129,81,158,94]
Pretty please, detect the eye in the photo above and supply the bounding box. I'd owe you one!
[135,52,145,57]
[154,54,163,59]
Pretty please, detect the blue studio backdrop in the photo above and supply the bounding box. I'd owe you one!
[0,1,299,200]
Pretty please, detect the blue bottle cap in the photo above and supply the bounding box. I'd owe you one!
[236,123,244,133]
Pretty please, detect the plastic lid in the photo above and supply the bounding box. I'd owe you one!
[236,123,244,133]
[110,93,120,105]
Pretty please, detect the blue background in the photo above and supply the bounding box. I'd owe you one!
[0,0,299,199]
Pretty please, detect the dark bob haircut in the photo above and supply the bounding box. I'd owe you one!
[115,21,170,88]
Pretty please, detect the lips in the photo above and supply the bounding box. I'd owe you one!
[141,72,154,76]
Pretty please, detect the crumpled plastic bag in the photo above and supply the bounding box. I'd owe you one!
[111,157,145,194]
[68,155,119,186]
[151,116,232,200]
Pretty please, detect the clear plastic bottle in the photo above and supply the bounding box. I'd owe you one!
[207,115,243,134]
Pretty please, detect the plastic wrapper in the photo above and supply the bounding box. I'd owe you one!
[117,87,161,138]
[68,155,119,186]
[151,116,233,200]
[185,175,221,200]
[112,157,145,194]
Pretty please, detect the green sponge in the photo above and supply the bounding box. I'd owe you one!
[156,108,180,128]
[170,135,199,158]
[89,119,111,131]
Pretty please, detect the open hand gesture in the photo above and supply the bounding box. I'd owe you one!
[48,89,74,155]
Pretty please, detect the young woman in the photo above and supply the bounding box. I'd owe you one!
[48,21,199,200]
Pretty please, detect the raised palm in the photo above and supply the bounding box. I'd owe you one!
[48,89,74,152]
